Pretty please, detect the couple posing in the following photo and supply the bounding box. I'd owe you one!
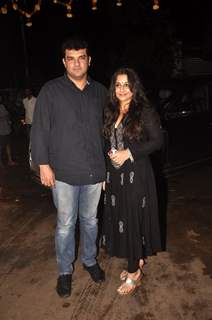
[31,38,163,297]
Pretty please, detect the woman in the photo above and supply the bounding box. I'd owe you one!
[103,68,163,295]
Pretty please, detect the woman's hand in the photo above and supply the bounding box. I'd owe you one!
[108,149,130,167]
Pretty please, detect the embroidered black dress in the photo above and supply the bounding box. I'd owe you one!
[103,107,163,264]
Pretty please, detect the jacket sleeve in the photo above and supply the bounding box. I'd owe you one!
[30,85,51,165]
[128,108,164,161]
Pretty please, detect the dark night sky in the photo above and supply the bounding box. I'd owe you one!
[0,0,211,90]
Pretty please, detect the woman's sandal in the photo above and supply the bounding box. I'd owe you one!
[120,270,128,281]
[117,272,142,295]
[120,259,145,281]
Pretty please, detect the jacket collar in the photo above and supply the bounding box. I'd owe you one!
[64,73,92,89]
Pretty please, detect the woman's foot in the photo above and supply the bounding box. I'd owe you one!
[120,259,145,281]
[117,269,142,295]
[139,259,145,275]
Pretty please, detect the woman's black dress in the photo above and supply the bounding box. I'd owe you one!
[103,107,163,263]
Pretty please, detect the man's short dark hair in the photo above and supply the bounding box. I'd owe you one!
[61,37,90,58]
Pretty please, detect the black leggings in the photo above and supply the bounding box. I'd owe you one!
[128,258,139,273]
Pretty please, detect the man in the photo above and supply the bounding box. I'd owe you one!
[31,38,107,298]
[22,88,36,139]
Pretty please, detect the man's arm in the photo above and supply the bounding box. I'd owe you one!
[30,85,55,187]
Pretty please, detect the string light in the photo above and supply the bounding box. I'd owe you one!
[0,0,39,27]
[1,5,8,14]
[12,3,18,10]
[66,3,73,18]
[116,0,122,7]
[0,0,125,20]
[26,19,33,27]
[34,3,41,11]
[153,0,160,11]
[91,0,97,11]
[0,0,42,27]
[0,0,159,26]
[53,0,73,18]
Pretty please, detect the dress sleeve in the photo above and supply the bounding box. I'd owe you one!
[30,85,51,165]
[128,107,163,160]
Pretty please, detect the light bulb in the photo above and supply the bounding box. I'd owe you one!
[35,4,40,11]
[26,20,32,27]
[153,4,159,10]
[66,11,73,18]
[153,0,159,10]
[12,3,18,10]
[1,6,8,14]
[92,0,97,10]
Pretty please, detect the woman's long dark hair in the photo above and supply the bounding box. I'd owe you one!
[104,68,152,141]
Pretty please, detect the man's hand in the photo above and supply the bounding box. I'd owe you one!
[39,164,55,187]
[108,149,130,167]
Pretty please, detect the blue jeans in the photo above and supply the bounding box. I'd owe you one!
[52,180,102,275]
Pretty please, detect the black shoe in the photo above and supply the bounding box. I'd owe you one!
[83,262,105,283]
[56,274,72,298]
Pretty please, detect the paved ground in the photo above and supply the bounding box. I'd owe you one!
[0,156,212,320]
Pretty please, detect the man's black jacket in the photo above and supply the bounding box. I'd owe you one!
[31,75,107,185]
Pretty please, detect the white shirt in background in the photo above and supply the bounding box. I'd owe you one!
[22,96,36,124]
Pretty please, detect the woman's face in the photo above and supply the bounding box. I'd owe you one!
[115,74,133,110]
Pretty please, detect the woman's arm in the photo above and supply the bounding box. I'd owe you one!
[128,108,163,160]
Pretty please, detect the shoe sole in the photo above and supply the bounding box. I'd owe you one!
[56,290,71,298]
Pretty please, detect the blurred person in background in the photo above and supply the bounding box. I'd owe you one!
[22,89,36,141]
[0,96,16,168]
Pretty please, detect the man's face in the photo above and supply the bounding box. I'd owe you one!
[63,49,91,81]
